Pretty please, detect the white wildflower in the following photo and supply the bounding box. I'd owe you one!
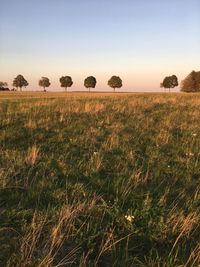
[94,151,98,155]
[192,133,197,137]
[125,215,135,222]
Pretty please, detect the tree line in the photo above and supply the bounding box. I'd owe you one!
[0,75,123,92]
[0,71,199,92]
[160,71,200,92]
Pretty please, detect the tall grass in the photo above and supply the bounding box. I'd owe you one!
[0,92,199,266]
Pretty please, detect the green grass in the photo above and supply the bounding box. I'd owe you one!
[0,92,200,266]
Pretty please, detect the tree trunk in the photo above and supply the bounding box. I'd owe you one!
[65,87,68,92]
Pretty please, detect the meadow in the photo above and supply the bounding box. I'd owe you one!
[0,92,199,267]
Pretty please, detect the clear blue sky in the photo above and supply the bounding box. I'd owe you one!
[0,0,199,91]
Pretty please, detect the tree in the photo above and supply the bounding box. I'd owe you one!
[181,71,200,92]
[0,82,8,87]
[39,77,51,92]
[0,82,9,91]
[84,76,97,92]
[59,76,73,91]
[108,76,122,92]
[12,75,28,91]
[160,75,178,92]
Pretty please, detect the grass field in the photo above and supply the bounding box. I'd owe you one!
[0,92,200,267]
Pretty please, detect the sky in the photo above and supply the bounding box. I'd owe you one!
[0,0,200,92]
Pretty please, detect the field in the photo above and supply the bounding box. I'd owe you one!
[0,92,200,267]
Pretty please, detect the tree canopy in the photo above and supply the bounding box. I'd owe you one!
[181,71,200,92]
[39,77,51,91]
[59,76,73,91]
[160,75,178,92]
[84,76,97,91]
[108,76,122,91]
[12,75,28,91]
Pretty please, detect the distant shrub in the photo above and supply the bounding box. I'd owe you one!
[0,87,9,91]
